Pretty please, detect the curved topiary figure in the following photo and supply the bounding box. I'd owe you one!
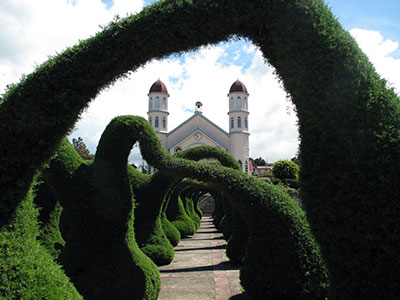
[212,191,225,230]
[220,194,233,240]
[44,132,161,300]
[160,197,181,247]
[169,182,203,230]
[116,115,329,299]
[190,190,204,220]
[226,207,248,264]
[128,166,175,266]
[165,183,197,237]
[34,178,65,259]
[180,189,201,229]
[1,0,400,298]
[173,146,249,260]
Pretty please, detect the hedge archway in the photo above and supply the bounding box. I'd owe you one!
[1,0,400,299]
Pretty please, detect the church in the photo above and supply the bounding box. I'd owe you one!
[147,79,250,174]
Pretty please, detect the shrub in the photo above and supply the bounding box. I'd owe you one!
[272,160,299,181]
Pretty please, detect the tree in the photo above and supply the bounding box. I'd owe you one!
[272,160,299,181]
[72,137,94,161]
[253,157,266,167]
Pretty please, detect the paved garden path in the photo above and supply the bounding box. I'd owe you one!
[157,215,244,300]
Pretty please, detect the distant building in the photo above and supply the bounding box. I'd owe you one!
[253,165,273,176]
[147,79,250,174]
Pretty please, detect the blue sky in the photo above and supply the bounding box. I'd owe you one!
[1,0,400,164]
[328,0,400,56]
[102,0,400,55]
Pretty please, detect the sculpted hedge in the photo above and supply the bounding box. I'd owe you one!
[1,0,400,299]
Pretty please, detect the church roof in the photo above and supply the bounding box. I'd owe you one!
[229,80,248,93]
[167,112,229,150]
[149,79,168,93]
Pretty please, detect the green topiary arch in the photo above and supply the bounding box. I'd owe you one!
[1,0,400,299]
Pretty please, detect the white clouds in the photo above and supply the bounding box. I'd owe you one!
[1,1,399,166]
[350,28,400,93]
[0,0,143,92]
[72,43,299,164]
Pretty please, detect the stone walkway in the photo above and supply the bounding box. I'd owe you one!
[157,215,244,300]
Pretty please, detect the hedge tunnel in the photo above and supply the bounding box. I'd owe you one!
[1,0,400,299]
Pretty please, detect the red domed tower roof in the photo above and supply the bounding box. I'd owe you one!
[229,79,248,93]
[149,79,168,93]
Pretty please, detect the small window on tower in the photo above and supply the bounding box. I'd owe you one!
[155,96,160,109]
[238,160,243,170]
[245,161,248,173]
[149,116,152,126]
[244,97,248,109]
[155,116,159,128]
[162,97,167,109]
[231,117,234,129]
[149,97,153,109]
[238,116,242,128]
[230,97,234,110]
[162,117,166,128]
[245,117,248,129]
[236,96,242,109]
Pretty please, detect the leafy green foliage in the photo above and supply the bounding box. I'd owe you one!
[45,132,161,300]
[272,160,299,181]
[253,157,267,166]
[35,179,65,259]
[1,0,400,298]
[128,166,175,266]
[111,115,329,299]
[0,186,82,300]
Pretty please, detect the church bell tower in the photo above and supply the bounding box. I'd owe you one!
[228,79,250,173]
[147,79,169,145]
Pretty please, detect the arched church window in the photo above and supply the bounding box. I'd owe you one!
[155,116,159,128]
[238,160,243,170]
[238,116,242,128]
[162,117,166,128]
[175,147,182,153]
[244,97,248,109]
[155,96,160,109]
[244,116,248,129]
[149,97,153,109]
[231,117,234,129]
[230,97,234,110]
[149,116,152,126]
[162,97,167,109]
[245,160,248,173]
[236,96,242,109]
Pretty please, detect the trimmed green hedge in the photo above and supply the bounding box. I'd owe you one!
[165,183,197,237]
[35,179,65,259]
[226,207,248,264]
[1,0,400,298]
[180,189,201,229]
[128,166,175,266]
[212,191,225,230]
[136,117,329,299]
[44,128,161,300]
[0,185,82,300]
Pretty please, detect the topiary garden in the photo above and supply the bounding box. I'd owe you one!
[1,0,400,299]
